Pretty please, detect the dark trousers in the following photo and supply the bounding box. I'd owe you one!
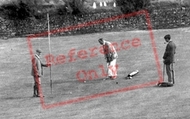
[166,63,174,83]
[33,76,41,96]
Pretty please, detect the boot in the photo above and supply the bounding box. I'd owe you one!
[36,84,44,97]
[33,85,37,97]
[36,85,40,97]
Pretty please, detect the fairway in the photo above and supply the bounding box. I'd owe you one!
[30,29,159,104]
[0,28,190,118]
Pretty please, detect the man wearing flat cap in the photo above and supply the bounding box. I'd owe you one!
[98,38,118,80]
[31,49,50,97]
[163,34,176,85]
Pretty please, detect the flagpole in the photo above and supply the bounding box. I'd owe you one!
[47,13,52,95]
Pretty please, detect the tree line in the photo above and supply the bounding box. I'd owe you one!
[2,0,184,20]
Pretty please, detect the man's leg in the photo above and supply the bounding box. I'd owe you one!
[103,62,113,80]
[106,62,111,78]
[166,64,172,83]
[108,59,117,79]
[33,76,42,97]
[36,77,41,97]
[33,85,37,97]
[171,63,175,84]
[33,77,37,97]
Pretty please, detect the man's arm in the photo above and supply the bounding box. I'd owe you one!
[109,43,118,59]
[41,62,48,67]
[163,44,171,59]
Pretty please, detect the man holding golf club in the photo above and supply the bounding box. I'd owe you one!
[98,38,118,80]
[163,34,176,85]
[31,49,51,97]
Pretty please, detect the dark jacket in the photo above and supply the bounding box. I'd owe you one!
[163,41,176,64]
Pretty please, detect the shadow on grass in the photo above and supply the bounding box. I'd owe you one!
[52,78,108,84]
[2,96,33,100]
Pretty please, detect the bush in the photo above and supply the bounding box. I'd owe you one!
[151,1,180,9]
[56,5,69,15]
[182,0,190,7]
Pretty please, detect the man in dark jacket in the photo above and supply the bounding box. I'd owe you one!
[163,34,176,84]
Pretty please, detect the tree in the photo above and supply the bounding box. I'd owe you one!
[64,0,89,15]
[116,0,151,14]
[0,0,40,20]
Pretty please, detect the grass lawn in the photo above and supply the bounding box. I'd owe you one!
[0,28,190,119]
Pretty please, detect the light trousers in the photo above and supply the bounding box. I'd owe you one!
[166,63,174,83]
[107,59,117,77]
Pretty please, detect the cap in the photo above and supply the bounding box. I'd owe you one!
[36,49,42,53]
[164,34,171,39]
[98,38,103,44]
